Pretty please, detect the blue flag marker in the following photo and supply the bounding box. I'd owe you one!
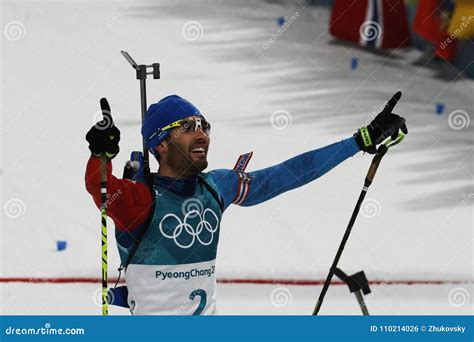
[436,103,445,115]
[277,16,285,26]
[56,240,67,251]
[351,57,359,70]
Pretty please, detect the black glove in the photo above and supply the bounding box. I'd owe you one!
[354,91,408,154]
[86,98,120,159]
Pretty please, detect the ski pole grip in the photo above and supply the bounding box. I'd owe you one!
[365,145,388,184]
[99,155,108,210]
[100,155,108,183]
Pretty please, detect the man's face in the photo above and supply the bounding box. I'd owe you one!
[158,116,210,177]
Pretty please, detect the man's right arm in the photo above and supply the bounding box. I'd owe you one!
[85,155,153,232]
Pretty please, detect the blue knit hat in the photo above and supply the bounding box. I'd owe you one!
[141,95,203,154]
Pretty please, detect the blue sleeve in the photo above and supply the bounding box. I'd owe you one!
[207,137,360,210]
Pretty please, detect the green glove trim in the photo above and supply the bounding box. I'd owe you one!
[359,127,372,147]
[105,152,117,159]
[382,132,405,149]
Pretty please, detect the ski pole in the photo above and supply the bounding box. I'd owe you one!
[120,50,160,176]
[98,98,112,316]
[312,133,405,315]
[100,155,108,316]
[334,268,371,316]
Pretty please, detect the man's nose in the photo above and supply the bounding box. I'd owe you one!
[194,126,209,138]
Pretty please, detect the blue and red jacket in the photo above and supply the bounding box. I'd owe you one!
[85,137,360,314]
[85,137,360,235]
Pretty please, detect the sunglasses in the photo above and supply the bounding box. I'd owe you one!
[162,117,211,135]
[149,117,211,143]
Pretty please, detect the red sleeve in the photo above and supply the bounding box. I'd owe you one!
[85,155,153,232]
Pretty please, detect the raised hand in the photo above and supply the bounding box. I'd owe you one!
[355,91,408,154]
[86,98,121,159]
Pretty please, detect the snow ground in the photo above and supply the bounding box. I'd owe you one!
[1,282,472,315]
[1,0,473,315]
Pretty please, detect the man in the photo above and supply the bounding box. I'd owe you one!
[85,93,407,315]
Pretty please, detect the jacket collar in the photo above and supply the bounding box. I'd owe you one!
[153,174,198,197]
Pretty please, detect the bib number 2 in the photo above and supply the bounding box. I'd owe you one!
[189,289,207,315]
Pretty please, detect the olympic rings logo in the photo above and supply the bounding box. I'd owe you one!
[159,208,219,249]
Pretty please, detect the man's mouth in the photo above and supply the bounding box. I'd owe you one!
[191,147,207,157]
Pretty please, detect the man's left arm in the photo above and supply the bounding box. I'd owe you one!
[208,91,407,210]
[208,137,360,209]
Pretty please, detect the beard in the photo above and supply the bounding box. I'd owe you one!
[167,141,208,177]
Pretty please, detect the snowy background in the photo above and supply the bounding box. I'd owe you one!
[1,0,472,315]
